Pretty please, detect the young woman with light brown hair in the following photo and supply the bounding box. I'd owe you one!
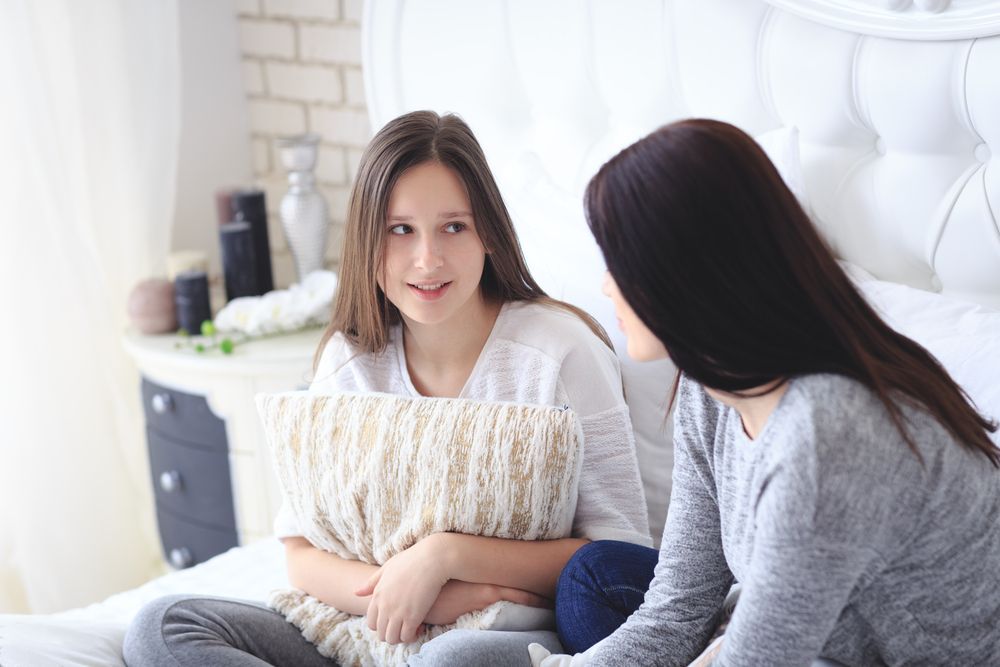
[123,110,651,666]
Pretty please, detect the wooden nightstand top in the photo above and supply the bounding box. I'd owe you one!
[123,326,326,376]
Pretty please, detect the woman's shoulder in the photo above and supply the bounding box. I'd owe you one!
[783,373,891,437]
[310,329,400,391]
[773,373,944,469]
[315,330,357,368]
[498,300,614,360]
[492,300,624,411]
[677,373,723,419]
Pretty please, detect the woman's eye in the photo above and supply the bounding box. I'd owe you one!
[444,222,467,233]
[387,224,411,235]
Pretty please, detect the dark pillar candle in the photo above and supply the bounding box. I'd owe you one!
[230,189,274,294]
[219,221,259,302]
[174,270,212,335]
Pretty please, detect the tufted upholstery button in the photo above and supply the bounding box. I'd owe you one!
[880,0,912,10]
[913,0,950,12]
[975,143,992,163]
[874,137,887,156]
[929,275,943,292]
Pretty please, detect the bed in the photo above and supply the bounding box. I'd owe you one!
[3,0,999,664]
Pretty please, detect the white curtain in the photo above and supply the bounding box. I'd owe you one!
[0,0,180,613]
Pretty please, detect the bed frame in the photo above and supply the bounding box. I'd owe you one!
[364,0,1000,538]
[365,0,1000,305]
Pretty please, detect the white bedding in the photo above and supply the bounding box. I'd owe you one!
[0,539,287,667]
[3,274,998,667]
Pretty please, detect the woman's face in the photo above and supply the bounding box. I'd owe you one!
[602,272,668,362]
[379,160,488,328]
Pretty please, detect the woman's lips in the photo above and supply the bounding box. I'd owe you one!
[408,281,452,301]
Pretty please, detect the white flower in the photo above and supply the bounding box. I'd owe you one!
[214,270,338,336]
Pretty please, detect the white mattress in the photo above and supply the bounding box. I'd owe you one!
[0,538,288,667]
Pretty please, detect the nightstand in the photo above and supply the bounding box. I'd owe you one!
[123,328,324,568]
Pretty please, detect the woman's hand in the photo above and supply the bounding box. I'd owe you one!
[423,580,551,626]
[355,534,453,644]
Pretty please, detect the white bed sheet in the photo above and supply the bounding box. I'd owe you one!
[0,538,288,667]
[3,277,998,667]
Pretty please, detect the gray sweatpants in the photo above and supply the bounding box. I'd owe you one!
[122,594,563,666]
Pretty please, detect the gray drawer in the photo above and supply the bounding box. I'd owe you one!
[156,507,238,569]
[147,429,237,532]
[141,378,226,449]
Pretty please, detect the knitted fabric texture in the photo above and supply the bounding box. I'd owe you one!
[256,391,583,667]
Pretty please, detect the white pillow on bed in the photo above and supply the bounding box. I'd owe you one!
[755,125,810,212]
[848,269,1000,440]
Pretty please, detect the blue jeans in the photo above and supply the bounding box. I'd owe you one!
[555,540,658,654]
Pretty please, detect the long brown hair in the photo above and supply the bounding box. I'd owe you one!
[585,118,998,466]
[317,110,610,367]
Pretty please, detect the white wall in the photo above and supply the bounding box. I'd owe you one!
[171,0,254,278]
[236,0,370,287]
[172,0,372,289]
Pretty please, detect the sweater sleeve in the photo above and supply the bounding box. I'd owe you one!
[559,332,651,547]
[590,376,735,666]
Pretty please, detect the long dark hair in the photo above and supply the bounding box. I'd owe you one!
[585,118,998,466]
[317,110,610,365]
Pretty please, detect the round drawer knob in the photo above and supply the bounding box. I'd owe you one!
[169,547,193,569]
[151,393,174,415]
[159,470,182,493]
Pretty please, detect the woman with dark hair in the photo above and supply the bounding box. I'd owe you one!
[533,119,1000,666]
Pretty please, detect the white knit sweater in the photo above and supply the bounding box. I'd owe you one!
[274,300,651,546]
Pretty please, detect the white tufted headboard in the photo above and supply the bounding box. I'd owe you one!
[362,0,1000,539]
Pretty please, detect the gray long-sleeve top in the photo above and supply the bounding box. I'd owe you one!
[592,373,1000,666]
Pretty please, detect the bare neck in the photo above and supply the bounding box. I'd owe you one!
[401,296,502,397]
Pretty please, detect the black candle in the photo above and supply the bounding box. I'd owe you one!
[219,221,259,302]
[174,270,212,335]
[230,189,274,294]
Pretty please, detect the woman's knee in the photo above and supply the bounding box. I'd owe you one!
[408,629,483,665]
[409,629,561,666]
[558,541,608,591]
[557,540,654,600]
[555,540,658,654]
[122,594,193,666]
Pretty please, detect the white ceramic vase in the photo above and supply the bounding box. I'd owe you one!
[277,133,329,282]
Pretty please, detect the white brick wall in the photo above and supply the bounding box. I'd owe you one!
[343,0,363,23]
[235,0,370,281]
[299,25,362,64]
[264,62,342,103]
[239,19,295,59]
[263,0,340,21]
[343,67,365,107]
[248,99,308,135]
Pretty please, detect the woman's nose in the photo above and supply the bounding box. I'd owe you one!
[414,235,443,270]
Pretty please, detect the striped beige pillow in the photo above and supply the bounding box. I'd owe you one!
[256,391,583,667]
